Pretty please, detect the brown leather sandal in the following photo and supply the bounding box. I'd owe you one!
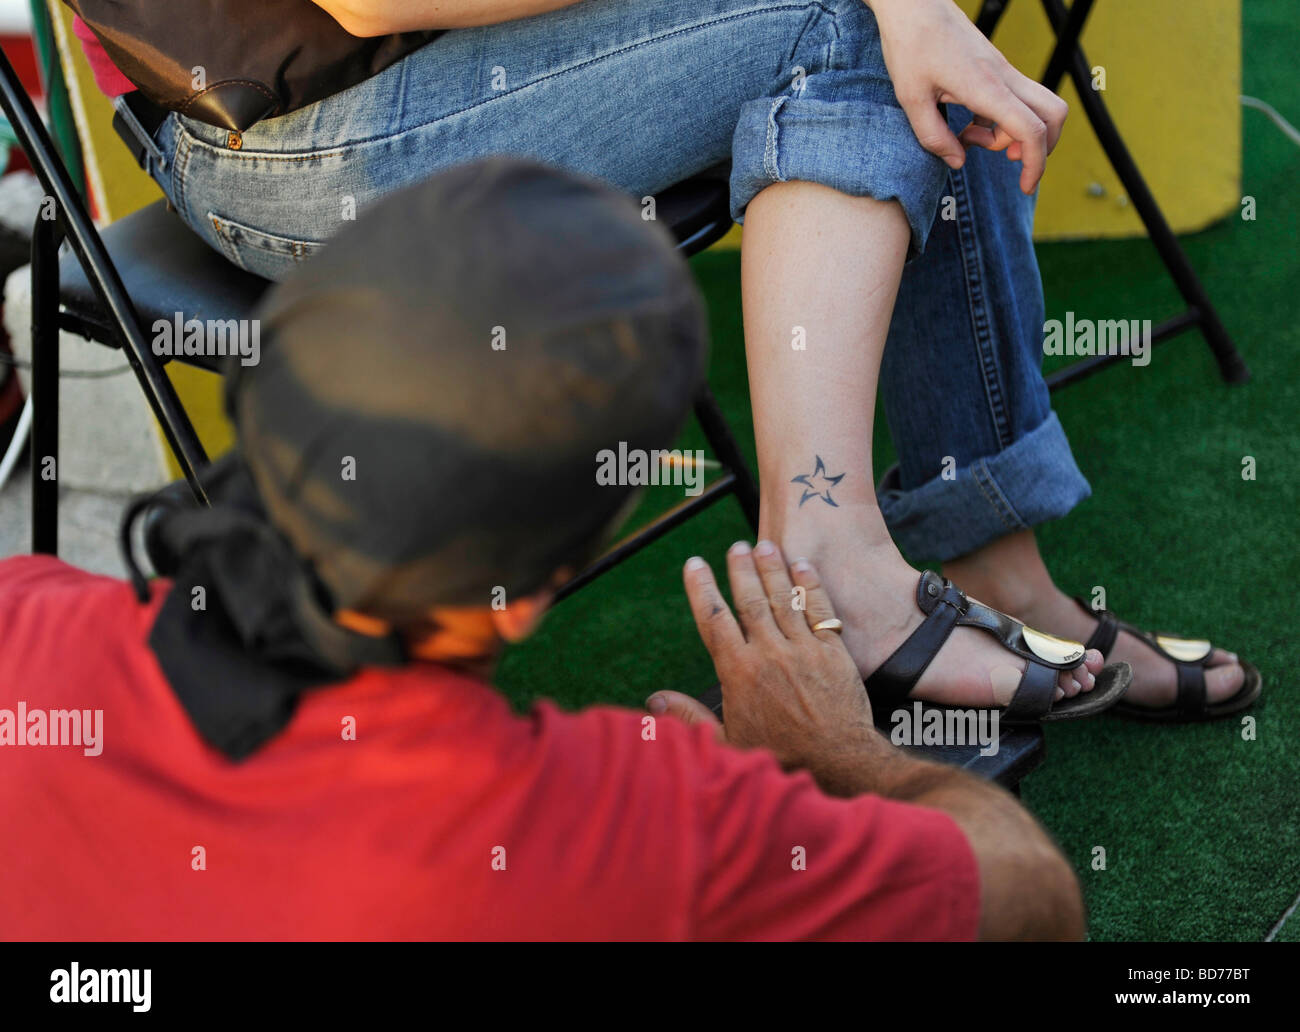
[1075,598,1262,723]
[862,572,1132,725]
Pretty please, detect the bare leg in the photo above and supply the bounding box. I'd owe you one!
[943,529,1246,708]
[741,181,1100,707]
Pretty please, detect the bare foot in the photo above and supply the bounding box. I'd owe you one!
[1011,590,1245,710]
[762,514,1103,710]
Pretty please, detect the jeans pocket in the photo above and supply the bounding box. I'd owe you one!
[205,211,326,281]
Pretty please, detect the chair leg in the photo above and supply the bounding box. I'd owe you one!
[30,214,62,555]
[0,46,213,506]
[1038,0,1250,385]
[1039,0,1096,90]
[693,385,759,532]
[974,0,1012,37]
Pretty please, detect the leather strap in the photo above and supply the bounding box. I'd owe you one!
[1002,660,1059,722]
[865,571,1085,718]
[1076,598,1211,716]
[1083,605,1121,657]
[863,572,963,711]
[1175,662,1208,717]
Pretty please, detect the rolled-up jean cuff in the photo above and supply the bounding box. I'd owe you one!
[877,412,1092,561]
[729,95,948,261]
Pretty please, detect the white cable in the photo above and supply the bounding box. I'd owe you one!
[0,393,31,495]
[1241,95,1300,147]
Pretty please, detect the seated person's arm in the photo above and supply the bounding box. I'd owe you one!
[310,0,589,36]
[661,547,1084,941]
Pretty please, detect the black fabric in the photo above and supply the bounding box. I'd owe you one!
[149,549,338,762]
[138,455,406,760]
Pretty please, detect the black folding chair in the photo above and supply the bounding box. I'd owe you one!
[0,51,758,584]
[976,0,1251,391]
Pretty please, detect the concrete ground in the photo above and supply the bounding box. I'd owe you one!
[0,468,134,576]
[0,235,169,575]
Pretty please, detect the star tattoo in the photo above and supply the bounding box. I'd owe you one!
[791,455,845,507]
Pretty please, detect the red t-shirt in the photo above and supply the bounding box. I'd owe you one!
[0,556,980,941]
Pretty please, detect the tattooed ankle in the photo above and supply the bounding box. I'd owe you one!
[791,455,845,508]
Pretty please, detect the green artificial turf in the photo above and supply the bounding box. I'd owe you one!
[497,0,1299,940]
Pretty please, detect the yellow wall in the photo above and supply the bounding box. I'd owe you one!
[960,0,1240,241]
[716,0,1241,248]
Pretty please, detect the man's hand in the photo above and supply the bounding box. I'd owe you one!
[648,541,879,793]
[868,0,1068,193]
[650,540,1087,940]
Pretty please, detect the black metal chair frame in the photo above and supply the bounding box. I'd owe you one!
[0,50,759,587]
[975,0,1250,392]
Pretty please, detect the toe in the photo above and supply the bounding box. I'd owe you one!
[1056,668,1082,697]
[1206,647,1237,669]
[1205,661,1245,704]
[1062,649,1100,694]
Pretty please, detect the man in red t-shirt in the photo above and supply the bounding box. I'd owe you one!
[0,160,1082,941]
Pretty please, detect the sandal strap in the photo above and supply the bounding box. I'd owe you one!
[1002,659,1060,722]
[958,597,1085,669]
[863,572,964,711]
[865,572,1084,718]
[1081,603,1121,657]
[1075,596,1214,716]
[1176,661,1208,716]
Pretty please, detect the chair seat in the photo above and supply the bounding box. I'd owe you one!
[58,200,272,372]
[653,165,732,251]
[56,168,732,372]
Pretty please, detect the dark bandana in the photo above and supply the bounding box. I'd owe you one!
[129,455,405,760]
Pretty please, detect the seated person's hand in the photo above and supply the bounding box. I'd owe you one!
[649,541,876,788]
[871,0,1069,193]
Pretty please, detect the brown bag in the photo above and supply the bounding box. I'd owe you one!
[65,0,442,132]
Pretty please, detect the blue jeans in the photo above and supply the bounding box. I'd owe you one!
[877,105,1091,562]
[143,0,946,279]
[138,5,1086,562]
